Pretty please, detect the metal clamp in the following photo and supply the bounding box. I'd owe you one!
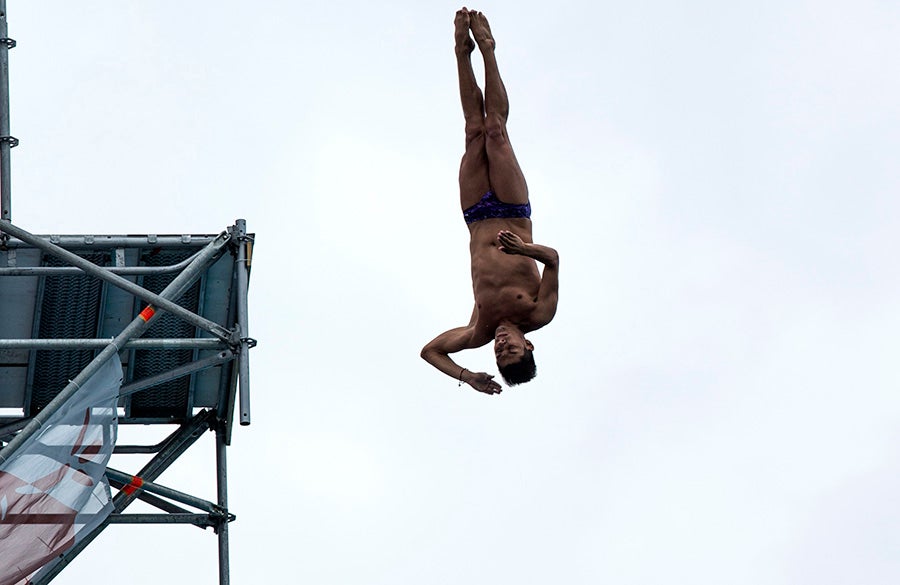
[0,38,16,50]
[240,337,257,349]
[0,136,18,148]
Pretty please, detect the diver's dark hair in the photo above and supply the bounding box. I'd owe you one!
[498,349,536,386]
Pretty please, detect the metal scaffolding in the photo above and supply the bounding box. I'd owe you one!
[0,4,254,583]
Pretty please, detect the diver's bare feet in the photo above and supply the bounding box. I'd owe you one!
[455,8,475,55]
[469,10,495,51]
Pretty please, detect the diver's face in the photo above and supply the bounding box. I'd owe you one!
[494,326,533,367]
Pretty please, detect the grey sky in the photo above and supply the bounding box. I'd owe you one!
[8,0,900,583]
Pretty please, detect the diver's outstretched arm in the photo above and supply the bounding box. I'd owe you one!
[421,322,503,395]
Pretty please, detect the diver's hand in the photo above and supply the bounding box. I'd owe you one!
[464,371,503,395]
[497,230,528,255]
[498,231,559,268]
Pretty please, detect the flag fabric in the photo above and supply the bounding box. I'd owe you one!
[0,355,122,585]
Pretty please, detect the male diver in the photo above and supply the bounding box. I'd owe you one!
[421,8,559,395]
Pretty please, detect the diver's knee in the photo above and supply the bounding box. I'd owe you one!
[464,125,486,149]
[485,119,508,143]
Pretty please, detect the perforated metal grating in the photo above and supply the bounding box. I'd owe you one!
[29,252,108,415]
[130,250,201,419]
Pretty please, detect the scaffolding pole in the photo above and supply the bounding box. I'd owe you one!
[0,248,206,276]
[0,0,14,230]
[0,338,227,350]
[216,424,231,585]
[235,219,252,425]
[1,234,220,249]
[117,349,236,398]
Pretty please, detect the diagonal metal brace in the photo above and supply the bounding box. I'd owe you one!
[106,467,226,516]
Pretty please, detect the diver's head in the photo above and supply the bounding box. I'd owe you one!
[494,324,536,385]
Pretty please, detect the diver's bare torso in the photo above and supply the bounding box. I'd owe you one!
[467,217,544,345]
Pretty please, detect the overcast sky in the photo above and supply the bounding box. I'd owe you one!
[8,1,900,583]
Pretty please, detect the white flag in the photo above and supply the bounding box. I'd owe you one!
[0,355,121,585]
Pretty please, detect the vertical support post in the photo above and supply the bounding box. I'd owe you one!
[216,424,231,585]
[234,219,252,425]
[0,0,13,229]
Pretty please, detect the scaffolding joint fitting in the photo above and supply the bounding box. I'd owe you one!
[211,503,233,518]
[0,37,16,49]
[0,135,19,148]
[226,334,256,352]
[209,511,236,534]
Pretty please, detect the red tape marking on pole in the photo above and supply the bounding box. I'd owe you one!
[138,306,155,322]
[122,476,144,495]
